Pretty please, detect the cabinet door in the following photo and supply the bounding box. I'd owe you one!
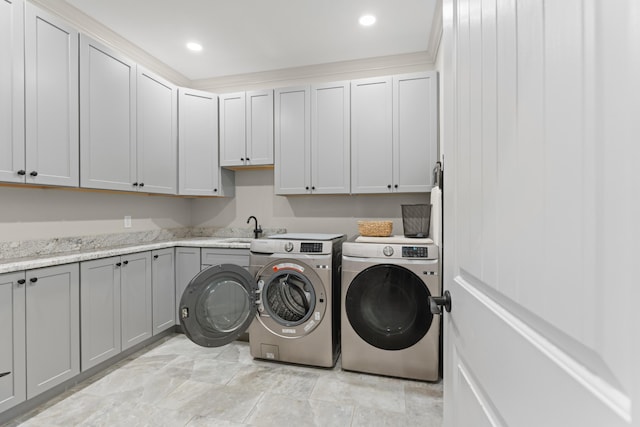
[0,0,25,184]
[311,81,350,194]
[246,89,273,166]
[178,88,221,196]
[219,92,246,167]
[351,77,393,193]
[80,257,121,371]
[0,271,26,413]
[121,252,152,350]
[393,72,438,192]
[274,86,310,194]
[26,264,79,399]
[24,4,78,187]
[152,248,175,335]
[80,35,137,192]
[175,247,200,323]
[137,67,177,194]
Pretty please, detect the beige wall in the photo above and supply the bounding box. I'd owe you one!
[191,170,430,240]
[0,186,191,243]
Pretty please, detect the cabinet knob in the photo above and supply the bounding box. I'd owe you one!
[305,186,309,190]
[394,184,398,189]
[311,186,315,190]
[17,279,26,286]
[132,182,138,187]
[245,157,250,161]
[153,254,159,259]
[213,188,218,193]
[116,262,122,267]
[387,184,392,189]
[240,158,244,161]
[123,260,129,265]
[139,182,144,187]
[29,277,38,283]
[30,171,38,177]
[17,170,26,176]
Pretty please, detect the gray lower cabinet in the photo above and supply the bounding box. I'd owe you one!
[121,252,152,351]
[152,248,175,335]
[80,256,121,371]
[175,247,201,323]
[25,264,79,399]
[0,271,26,413]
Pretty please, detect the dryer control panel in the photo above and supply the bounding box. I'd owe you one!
[402,246,429,258]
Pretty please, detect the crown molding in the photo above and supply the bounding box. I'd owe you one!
[192,51,436,93]
[427,0,443,62]
[27,0,192,87]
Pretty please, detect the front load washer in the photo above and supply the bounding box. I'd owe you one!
[341,240,440,381]
[180,233,345,368]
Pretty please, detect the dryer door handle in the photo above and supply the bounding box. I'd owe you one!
[429,290,452,314]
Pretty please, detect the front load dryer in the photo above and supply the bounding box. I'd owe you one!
[341,239,440,381]
[179,233,345,368]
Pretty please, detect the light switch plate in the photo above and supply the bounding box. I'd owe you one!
[124,216,132,228]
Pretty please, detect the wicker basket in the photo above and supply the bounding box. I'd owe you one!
[357,220,393,237]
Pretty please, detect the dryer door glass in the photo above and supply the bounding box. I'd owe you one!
[180,264,257,347]
[262,270,316,327]
[346,264,433,350]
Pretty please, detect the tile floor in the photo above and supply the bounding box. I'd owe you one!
[8,334,443,427]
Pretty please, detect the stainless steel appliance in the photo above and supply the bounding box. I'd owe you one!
[341,239,440,380]
[179,233,345,368]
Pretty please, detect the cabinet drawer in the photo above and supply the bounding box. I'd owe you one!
[201,248,250,269]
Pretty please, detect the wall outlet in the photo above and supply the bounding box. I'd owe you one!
[124,216,132,228]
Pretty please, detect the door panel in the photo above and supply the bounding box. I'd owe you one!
[152,248,175,335]
[0,271,25,413]
[219,92,246,166]
[25,4,78,187]
[0,0,25,184]
[121,252,152,350]
[246,89,274,166]
[442,0,638,425]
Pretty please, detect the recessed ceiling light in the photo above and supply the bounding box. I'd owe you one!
[186,42,203,52]
[359,14,376,26]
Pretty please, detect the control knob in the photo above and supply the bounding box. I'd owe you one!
[383,246,394,257]
[284,242,294,252]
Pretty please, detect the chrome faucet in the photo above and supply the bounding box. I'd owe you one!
[247,216,262,239]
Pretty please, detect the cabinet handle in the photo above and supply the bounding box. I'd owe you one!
[132,182,138,187]
[240,158,244,161]
[17,170,26,176]
[394,184,398,189]
[311,186,315,190]
[123,260,129,265]
[387,184,392,189]
[30,171,38,177]
[305,186,309,190]
[139,182,144,187]
[245,157,250,161]
[115,262,122,267]
[0,372,10,378]
[213,188,218,193]
[17,279,26,286]
[153,254,159,259]
[29,277,38,283]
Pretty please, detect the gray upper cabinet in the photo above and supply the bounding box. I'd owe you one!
[80,34,137,192]
[351,76,393,194]
[351,72,438,194]
[80,256,121,371]
[0,271,26,413]
[392,72,438,192]
[220,90,274,168]
[24,4,79,187]
[178,88,234,197]
[120,251,152,351]
[274,86,310,195]
[151,248,175,335]
[275,83,350,195]
[25,264,79,399]
[0,0,25,184]
[311,81,350,194]
[136,67,177,194]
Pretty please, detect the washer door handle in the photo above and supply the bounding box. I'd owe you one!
[429,290,452,314]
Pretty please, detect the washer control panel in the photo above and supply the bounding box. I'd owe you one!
[383,246,394,257]
[402,246,429,258]
[301,242,323,253]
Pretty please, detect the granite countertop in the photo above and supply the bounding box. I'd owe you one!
[0,236,255,275]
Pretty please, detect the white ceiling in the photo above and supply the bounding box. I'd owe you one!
[63,0,439,81]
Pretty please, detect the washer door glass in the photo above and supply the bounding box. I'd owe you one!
[346,264,433,350]
[180,264,257,347]
[262,270,316,327]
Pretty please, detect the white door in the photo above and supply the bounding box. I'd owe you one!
[442,1,639,426]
